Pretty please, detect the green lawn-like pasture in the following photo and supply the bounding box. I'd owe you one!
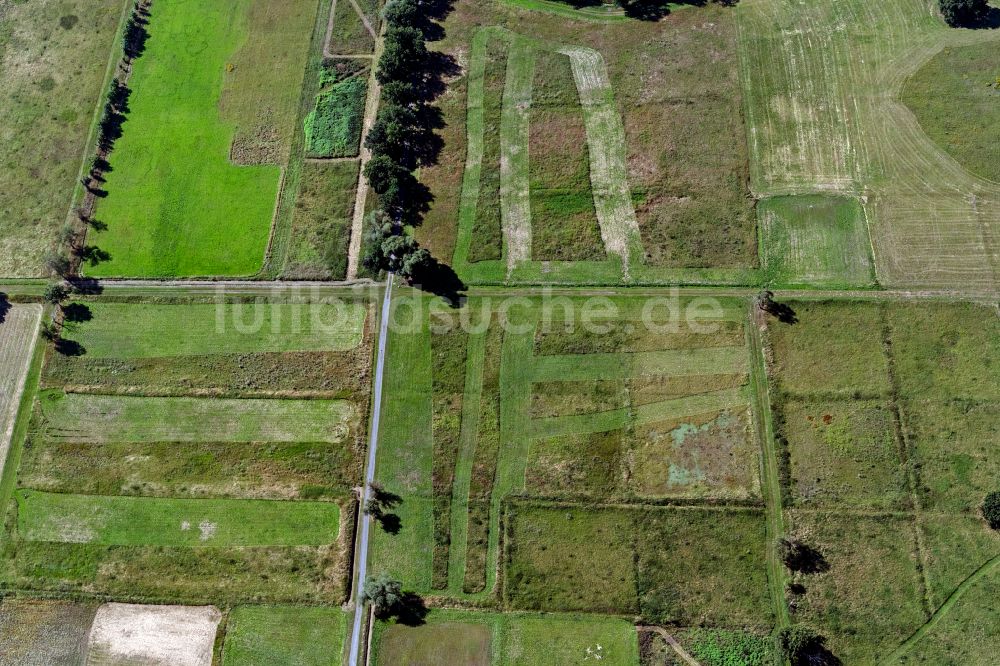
[38,391,355,444]
[222,606,348,665]
[15,490,339,547]
[506,502,772,627]
[372,609,639,666]
[59,302,367,357]
[89,0,301,277]
[902,41,1000,185]
[0,0,125,277]
[758,195,875,288]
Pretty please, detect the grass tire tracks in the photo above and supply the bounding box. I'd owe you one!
[881,552,1000,664]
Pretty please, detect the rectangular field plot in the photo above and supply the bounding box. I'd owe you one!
[784,511,928,663]
[15,490,339,547]
[767,300,889,397]
[58,301,368,357]
[222,606,347,666]
[435,3,758,286]
[371,609,639,666]
[0,0,124,277]
[89,0,317,277]
[779,399,907,510]
[85,603,221,666]
[38,392,355,444]
[505,502,772,628]
[758,195,875,288]
[371,294,760,600]
[0,598,97,665]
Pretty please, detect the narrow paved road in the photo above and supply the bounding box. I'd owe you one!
[348,274,393,666]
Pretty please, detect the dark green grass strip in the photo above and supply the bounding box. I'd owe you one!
[430,329,469,589]
[304,76,367,158]
[468,36,509,263]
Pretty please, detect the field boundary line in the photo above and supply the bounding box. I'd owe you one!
[499,36,535,276]
[559,46,642,280]
[446,329,487,593]
[747,306,790,628]
[345,18,385,279]
[347,0,376,38]
[881,551,1000,664]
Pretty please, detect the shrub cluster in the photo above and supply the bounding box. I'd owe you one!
[939,0,990,26]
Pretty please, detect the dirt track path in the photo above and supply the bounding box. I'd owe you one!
[881,552,1000,664]
[637,626,702,666]
[344,19,385,280]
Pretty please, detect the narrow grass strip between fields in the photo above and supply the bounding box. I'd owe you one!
[489,317,539,593]
[528,388,747,439]
[453,28,491,269]
[559,46,643,279]
[746,308,790,628]
[500,36,535,275]
[531,347,748,382]
[40,392,355,444]
[446,330,487,594]
[16,490,340,547]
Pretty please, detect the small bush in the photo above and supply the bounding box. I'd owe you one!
[983,491,1000,529]
[304,77,367,158]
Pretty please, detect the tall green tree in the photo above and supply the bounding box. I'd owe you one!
[377,26,428,85]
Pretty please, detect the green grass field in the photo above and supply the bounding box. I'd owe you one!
[902,41,1000,185]
[15,490,339,546]
[0,0,125,277]
[222,606,347,665]
[89,0,314,277]
[38,391,355,444]
[58,302,367,357]
[758,195,875,288]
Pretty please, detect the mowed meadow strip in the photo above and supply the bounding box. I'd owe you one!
[38,392,356,444]
[15,490,340,547]
[60,302,368,357]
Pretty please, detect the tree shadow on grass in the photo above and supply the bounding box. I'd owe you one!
[62,303,93,323]
[54,338,85,356]
[0,293,10,324]
[393,593,429,626]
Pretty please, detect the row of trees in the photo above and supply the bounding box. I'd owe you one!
[360,0,452,289]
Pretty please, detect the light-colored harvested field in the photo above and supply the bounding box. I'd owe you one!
[60,302,367,357]
[0,598,97,666]
[0,305,43,477]
[738,0,1000,292]
[16,490,340,546]
[85,603,220,666]
[560,45,642,275]
[500,35,535,273]
[39,391,355,444]
[0,0,125,277]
